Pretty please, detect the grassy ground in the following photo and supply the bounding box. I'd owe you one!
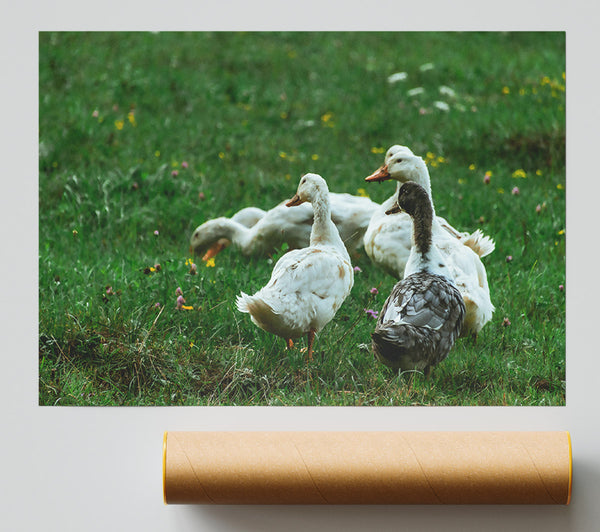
[39,32,566,406]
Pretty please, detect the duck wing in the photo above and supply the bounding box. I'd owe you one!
[373,272,465,372]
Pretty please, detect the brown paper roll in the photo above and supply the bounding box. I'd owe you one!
[163,431,572,505]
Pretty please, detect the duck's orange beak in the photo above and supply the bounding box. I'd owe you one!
[202,241,227,261]
[286,194,305,207]
[365,164,391,182]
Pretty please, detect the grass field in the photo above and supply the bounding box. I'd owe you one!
[38,32,566,406]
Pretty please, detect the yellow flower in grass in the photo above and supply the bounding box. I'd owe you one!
[469,164,476,171]
[512,169,527,179]
[311,154,319,161]
[536,169,543,176]
[370,147,385,154]
[356,188,369,198]
[182,305,194,310]
[321,112,333,123]
[206,258,216,268]
[502,86,510,95]
[557,183,565,190]
[127,111,136,126]
[115,119,124,130]
[558,229,565,236]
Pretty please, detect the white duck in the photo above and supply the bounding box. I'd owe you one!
[236,173,354,360]
[363,145,495,278]
[365,147,494,338]
[372,182,465,375]
[195,206,266,260]
[190,191,378,259]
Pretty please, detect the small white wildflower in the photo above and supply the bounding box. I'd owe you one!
[419,62,434,72]
[439,85,456,98]
[433,101,450,111]
[407,87,425,97]
[296,119,315,128]
[387,72,408,83]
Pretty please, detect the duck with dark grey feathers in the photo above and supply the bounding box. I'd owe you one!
[371,182,465,376]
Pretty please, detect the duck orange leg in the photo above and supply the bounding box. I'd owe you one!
[286,338,294,349]
[306,329,316,361]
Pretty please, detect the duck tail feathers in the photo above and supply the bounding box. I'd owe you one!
[462,229,495,258]
[236,292,252,313]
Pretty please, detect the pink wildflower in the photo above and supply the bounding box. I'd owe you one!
[364,309,379,319]
[506,255,513,263]
[154,230,159,236]
[370,287,378,295]
[181,161,189,169]
[176,287,183,296]
[171,170,179,177]
[353,266,362,273]
[559,284,564,292]
[536,204,542,213]
[176,295,186,309]
[502,317,511,327]
[511,186,520,195]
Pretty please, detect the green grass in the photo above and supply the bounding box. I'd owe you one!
[39,31,565,406]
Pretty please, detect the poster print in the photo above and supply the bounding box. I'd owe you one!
[39,32,565,406]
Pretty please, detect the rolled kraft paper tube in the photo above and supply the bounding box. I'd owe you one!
[162,431,572,505]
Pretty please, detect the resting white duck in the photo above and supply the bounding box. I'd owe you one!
[195,206,267,260]
[190,191,378,259]
[365,147,494,338]
[372,182,465,375]
[236,173,354,360]
[363,145,495,278]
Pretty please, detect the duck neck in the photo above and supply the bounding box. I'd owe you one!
[211,218,252,252]
[310,189,345,252]
[411,200,433,257]
[405,158,436,217]
[404,195,445,278]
